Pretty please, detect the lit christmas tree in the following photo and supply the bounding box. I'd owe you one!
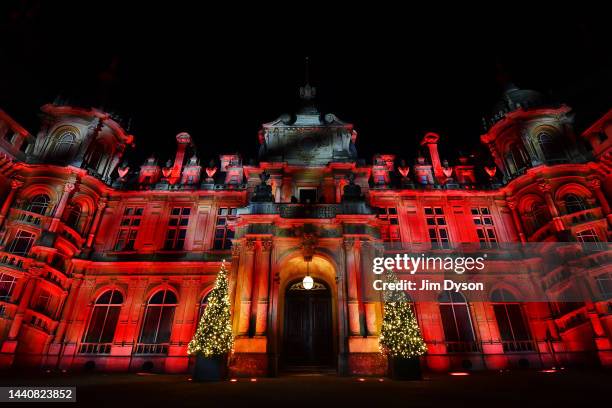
[188,260,234,357]
[379,269,427,359]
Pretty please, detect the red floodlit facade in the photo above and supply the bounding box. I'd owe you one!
[0,82,610,376]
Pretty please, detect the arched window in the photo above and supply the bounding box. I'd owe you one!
[26,194,51,215]
[563,194,587,214]
[53,131,77,161]
[505,143,529,175]
[491,289,532,352]
[66,204,82,232]
[537,132,563,162]
[138,290,177,353]
[7,230,36,255]
[86,142,111,174]
[438,291,477,352]
[530,201,551,233]
[82,290,123,349]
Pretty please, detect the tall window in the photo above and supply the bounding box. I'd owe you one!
[213,207,237,250]
[164,207,190,250]
[438,291,477,352]
[471,207,498,248]
[527,201,551,234]
[86,142,110,173]
[537,132,563,161]
[576,228,604,251]
[33,290,52,316]
[7,230,36,255]
[114,207,143,251]
[595,273,612,299]
[491,289,532,352]
[505,143,529,174]
[563,194,587,214]
[0,273,17,301]
[138,290,177,353]
[425,207,450,249]
[82,290,123,348]
[53,131,77,161]
[65,204,82,232]
[377,206,400,242]
[26,194,51,215]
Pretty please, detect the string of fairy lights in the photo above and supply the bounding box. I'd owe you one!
[379,270,428,359]
[188,260,234,358]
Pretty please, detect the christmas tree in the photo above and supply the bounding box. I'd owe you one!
[188,260,234,358]
[379,269,427,359]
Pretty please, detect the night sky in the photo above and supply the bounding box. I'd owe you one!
[1,2,611,168]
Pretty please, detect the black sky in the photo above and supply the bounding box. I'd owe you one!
[1,2,611,167]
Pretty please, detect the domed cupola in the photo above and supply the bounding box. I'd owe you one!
[485,83,549,130]
[481,83,586,182]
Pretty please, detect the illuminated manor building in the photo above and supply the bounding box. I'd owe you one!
[0,82,610,376]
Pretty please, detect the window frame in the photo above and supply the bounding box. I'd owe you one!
[425,206,450,249]
[163,207,191,250]
[114,206,144,251]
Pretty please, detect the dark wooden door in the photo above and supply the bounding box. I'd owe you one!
[283,281,333,366]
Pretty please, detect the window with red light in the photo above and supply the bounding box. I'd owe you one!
[33,290,52,316]
[81,290,123,352]
[595,273,612,299]
[114,207,143,251]
[491,289,532,352]
[164,207,191,250]
[425,207,450,249]
[0,273,17,301]
[471,207,498,248]
[137,290,177,354]
[377,206,400,242]
[576,228,604,251]
[214,207,237,250]
[7,230,36,255]
[438,291,478,352]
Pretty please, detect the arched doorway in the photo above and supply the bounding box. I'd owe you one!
[282,278,334,367]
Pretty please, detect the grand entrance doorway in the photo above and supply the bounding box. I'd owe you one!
[282,279,334,368]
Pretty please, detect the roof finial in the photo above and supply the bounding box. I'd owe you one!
[299,56,316,101]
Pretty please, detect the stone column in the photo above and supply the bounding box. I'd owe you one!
[344,238,362,336]
[86,199,107,248]
[538,179,564,232]
[6,274,38,341]
[588,178,611,225]
[237,239,256,335]
[360,242,377,336]
[49,182,75,232]
[53,276,83,343]
[507,199,526,243]
[255,239,272,335]
[228,244,241,319]
[0,179,23,229]
[270,175,282,203]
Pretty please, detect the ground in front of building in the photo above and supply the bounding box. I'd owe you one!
[1,368,610,407]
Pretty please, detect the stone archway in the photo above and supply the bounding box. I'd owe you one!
[272,254,340,372]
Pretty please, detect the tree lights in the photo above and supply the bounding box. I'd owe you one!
[379,270,427,379]
[188,260,233,358]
